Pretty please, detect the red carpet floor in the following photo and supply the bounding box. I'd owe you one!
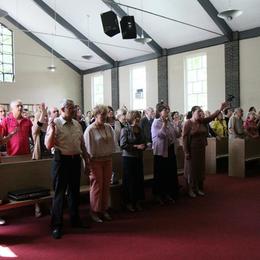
[1,174,260,260]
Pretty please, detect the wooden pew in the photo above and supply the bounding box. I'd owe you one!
[205,137,228,174]
[0,148,185,211]
[229,137,260,178]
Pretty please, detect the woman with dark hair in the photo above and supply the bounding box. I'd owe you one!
[120,110,146,212]
[106,106,116,129]
[151,103,181,204]
[183,102,228,198]
[249,106,256,113]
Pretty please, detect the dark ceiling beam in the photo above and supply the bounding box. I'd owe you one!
[5,15,81,74]
[168,36,228,55]
[118,52,160,67]
[102,0,163,55]
[33,0,115,66]
[197,0,233,41]
[239,27,260,40]
[82,64,114,74]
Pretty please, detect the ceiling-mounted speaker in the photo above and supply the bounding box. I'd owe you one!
[101,11,120,37]
[120,16,137,39]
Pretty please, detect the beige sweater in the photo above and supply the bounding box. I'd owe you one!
[84,123,115,160]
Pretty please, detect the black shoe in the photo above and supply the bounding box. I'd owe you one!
[52,228,62,239]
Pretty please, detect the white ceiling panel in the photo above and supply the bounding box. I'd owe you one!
[0,0,107,70]
[119,0,223,48]
[0,0,260,71]
[43,0,153,60]
[211,0,260,32]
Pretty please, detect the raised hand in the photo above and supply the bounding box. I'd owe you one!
[220,102,229,112]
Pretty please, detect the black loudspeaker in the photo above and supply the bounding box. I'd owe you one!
[120,16,137,39]
[101,11,120,37]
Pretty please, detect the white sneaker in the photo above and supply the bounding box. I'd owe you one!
[0,217,6,225]
[103,212,112,221]
[197,190,205,196]
[189,191,197,198]
[91,213,103,223]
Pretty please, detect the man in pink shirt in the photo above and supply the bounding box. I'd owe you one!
[1,100,32,156]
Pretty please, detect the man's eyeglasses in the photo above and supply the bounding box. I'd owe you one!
[52,110,59,113]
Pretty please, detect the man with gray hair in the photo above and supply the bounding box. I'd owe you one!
[45,98,89,239]
[140,107,155,147]
[228,108,245,139]
[1,100,32,156]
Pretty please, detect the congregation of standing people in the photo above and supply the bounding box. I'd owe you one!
[1,98,260,238]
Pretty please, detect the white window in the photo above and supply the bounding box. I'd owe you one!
[92,74,104,107]
[0,23,14,83]
[130,66,146,110]
[185,54,207,112]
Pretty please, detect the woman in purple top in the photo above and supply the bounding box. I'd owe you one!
[151,103,181,204]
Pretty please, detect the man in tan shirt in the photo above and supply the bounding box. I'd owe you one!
[45,99,88,239]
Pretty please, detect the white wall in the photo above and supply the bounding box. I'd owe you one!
[168,44,225,113]
[83,69,111,112]
[240,37,260,111]
[0,18,81,108]
[119,59,158,109]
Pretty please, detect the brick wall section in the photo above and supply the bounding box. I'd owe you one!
[111,66,119,110]
[158,55,168,104]
[225,39,240,107]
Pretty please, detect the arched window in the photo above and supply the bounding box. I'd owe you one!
[0,23,14,83]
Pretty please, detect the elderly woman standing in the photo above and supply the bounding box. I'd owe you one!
[84,105,115,223]
[120,111,146,212]
[183,102,228,198]
[114,108,127,151]
[151,103,182,204]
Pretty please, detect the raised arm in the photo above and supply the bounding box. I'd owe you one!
[202,102,229,124]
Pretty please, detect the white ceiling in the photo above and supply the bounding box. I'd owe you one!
[0,0,259,72]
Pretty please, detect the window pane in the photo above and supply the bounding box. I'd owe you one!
[202,81,207,92]
[193,81,202,93]
[187,83,193,94]
[0,23,14,83]
[187,70,196,82]
[198,94,207,109]
[3,74,13,82]
[197,69,207,81]
[185,54,207,111]
[3,27,12,36]
[193,56,202,69]
[187,58,193,70]
[0,73,3,82]
[3,64,12,73]
[3,55,12,63]
[202,55,207,68]
[92,75,104,107]
[131,67,146,110]
[188,94,197,108]
[3,44,12,54]
[2,35,12,45]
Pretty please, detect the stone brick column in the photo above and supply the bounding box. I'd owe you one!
[225,33,240,107]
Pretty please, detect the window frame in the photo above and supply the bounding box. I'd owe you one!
[0,22,15,83]
[91,73,104,108]
[130,65,147,110]
[184,52,207,112]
